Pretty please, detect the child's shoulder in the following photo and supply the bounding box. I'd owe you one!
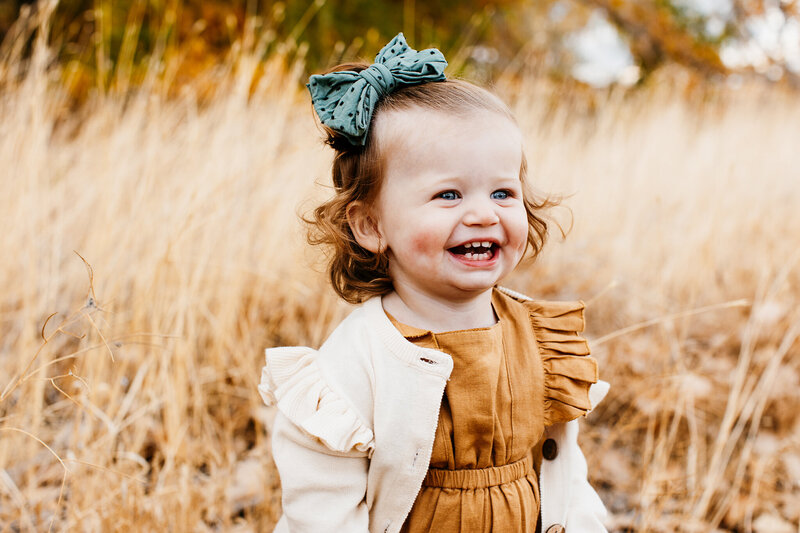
[318,301,376,355]
[494,286,613,417]
[258,300,380,454]
[495,286,587,334]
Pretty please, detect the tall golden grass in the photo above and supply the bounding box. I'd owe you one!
[1,5,799,532]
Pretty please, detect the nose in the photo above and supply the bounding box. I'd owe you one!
[462,196,500,226]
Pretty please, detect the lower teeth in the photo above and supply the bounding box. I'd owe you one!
[465,252,489,260]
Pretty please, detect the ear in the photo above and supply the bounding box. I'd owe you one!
[346,201,384,253]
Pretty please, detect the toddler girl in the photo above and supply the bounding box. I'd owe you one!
[259,33,610,533]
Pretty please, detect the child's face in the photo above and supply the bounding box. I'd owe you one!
[364,108,529,303]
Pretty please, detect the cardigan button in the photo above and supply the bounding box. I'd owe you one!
[542,438,558,460]
[545,525,566,533]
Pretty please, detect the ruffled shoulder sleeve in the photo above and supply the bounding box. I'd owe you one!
[258,346,375,455]
[526,300,599,426]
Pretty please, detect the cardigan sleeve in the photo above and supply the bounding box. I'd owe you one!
[260,346,373,532]
[259,346,374,454]
[271,411,371,532]
[539,383,610,533]
[562,417,608,531]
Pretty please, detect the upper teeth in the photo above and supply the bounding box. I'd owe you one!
[464,241,491,248]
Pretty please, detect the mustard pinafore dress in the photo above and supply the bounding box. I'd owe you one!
[388,288,598,532]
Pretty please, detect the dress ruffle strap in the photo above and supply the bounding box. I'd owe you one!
[259,346,375,454]
[527,301,599,426]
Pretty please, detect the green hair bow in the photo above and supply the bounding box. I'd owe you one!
[307,33,448,146]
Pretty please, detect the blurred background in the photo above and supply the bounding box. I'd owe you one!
[3,0,800,96]
[1,0,798,531]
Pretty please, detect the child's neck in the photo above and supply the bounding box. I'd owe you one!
[381,286,496,333]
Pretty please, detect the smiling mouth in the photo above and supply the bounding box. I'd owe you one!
[448,241,499,261]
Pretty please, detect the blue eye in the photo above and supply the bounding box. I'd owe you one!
[436,191,460,201]
[491,190,511,200]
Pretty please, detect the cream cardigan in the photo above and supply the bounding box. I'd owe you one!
[259,289,610,533]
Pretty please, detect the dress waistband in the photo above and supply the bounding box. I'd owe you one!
[422,454,534,489]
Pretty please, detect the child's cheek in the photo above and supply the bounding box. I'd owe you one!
[409,230,445,259]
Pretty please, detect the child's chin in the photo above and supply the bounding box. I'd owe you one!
[450,278,502,294]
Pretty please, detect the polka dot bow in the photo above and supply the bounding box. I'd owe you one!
[306,32,448,146]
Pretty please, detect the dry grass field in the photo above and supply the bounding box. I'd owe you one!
[1,8,799,533]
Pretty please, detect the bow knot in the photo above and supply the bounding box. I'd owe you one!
[307,33,447,146]
[359,63,395,96]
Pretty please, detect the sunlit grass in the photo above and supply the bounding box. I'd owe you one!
[1,6,799,532]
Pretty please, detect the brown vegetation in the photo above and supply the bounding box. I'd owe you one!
[1,7,799,533]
